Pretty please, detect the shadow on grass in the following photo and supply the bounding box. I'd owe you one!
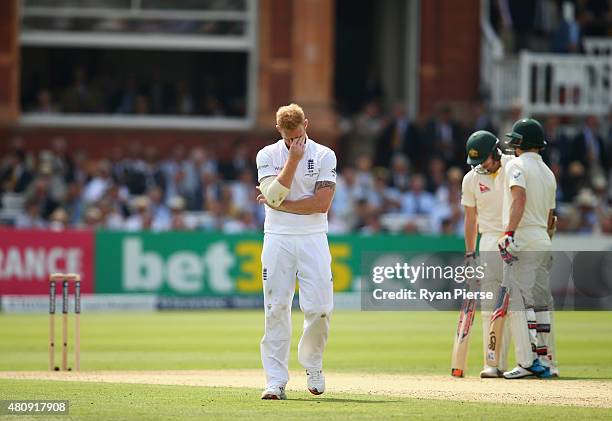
[286,397,398,404]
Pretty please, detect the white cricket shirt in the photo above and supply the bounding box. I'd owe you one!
[461,154,513,235]
[256,137,337,234]
[502,152,556,236]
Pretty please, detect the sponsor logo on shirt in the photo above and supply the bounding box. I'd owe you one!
[512,169,521,180]
[479,182,491,193]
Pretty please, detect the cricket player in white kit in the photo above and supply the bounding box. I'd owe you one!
[461,130,512,378]
[497,118,558,379]
[255,104,336,400]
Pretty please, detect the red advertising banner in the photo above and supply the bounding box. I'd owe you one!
[0,229,94,295]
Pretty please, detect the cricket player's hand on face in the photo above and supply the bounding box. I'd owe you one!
[288,136,306,162]
[498,232,519,264]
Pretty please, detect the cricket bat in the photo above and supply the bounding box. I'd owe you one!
[486,286,510,367]
[451,296,476,377]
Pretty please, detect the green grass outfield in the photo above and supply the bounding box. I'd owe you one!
[1,311,611,420]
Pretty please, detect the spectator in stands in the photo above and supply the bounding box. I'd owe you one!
[114,77,140,114]
[572,115,609,179]
[149,186,171,231]
[34,89,59,114]
[201,201,226,231]
[148,69,171,114]
[49,208,69,231]
[175,81,195,115]
[82,160,112,204]
[49,137,76,183]
[498,98,524,148]
[388,155,411,192]
[230,168,256,214]
[508,0,537,52]
[0,146,33,194]
[134,95,150,115]
[327,208,351,234]
[143,145,166,192]
[62,66,100,113]
[331,166,361,228]
[579,0,611,37]
[99,197,124,230]
[471,100,497,134]
[432,169,464,235]
[422,105,464,168]
[202,95,225,116]
[425,156,447,197]
[563,161,589,202]
[162,145,188,204]
[14,197,46,229]
[355,155,375,194]
[83,206,104,230]
[550,1,583,53]
[360,210,385,235]
[38,151,67,204]
[542,115,572,170]
[122,141,148,195]
[64,181,84,227]
[26,174,59,220]
[168,196,193,231]
[572,188,599,233]
[224,209,258,233]
[400,174,436,220]
[374,102,420,168]
[346,101,384,164]
[353,198,375,232]
[124,196,153,231]
[220,142,251,180]
[366,168,401,215]
[593,174,610,215]
[185,147,219,209]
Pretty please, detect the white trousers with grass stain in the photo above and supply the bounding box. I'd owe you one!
[260,232,334,388]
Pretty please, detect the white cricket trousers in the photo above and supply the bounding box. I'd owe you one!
[260,232,334,388]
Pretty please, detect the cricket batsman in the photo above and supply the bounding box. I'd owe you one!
[461,130,512,378]
[255,103,337,399]
[498,118,558,379]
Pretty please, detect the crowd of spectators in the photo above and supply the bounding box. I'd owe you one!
[23,65,243,118]
[1,101,611,235]
[488,0,611,54]
[336,99,612,235]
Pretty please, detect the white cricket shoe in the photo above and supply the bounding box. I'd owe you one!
[551,366,560,378]
[306,369,325,395]
[261,385,287,400]
[503,360,546,379]
[480,366,503,378]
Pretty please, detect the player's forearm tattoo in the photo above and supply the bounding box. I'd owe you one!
[315,181,336,192]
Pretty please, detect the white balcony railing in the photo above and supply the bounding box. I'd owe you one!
[583,37,612,56]
[491,51,612,116]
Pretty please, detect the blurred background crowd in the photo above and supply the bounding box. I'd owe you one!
[2,0,611,236]
[2,101,611,235]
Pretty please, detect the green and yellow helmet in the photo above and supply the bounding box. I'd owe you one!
[505,118,547,150]
[465,130,500,166]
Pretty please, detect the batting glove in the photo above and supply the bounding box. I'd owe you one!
[498,231,519,264]
[464,252,480,287]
